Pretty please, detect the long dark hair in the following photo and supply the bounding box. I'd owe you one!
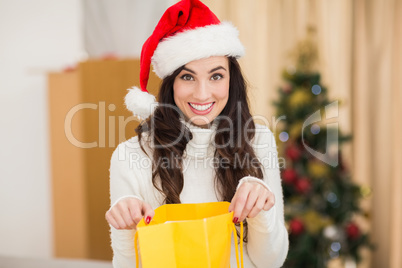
[136,56,263,210]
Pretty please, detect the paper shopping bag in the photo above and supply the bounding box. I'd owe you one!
[134,201,243,268]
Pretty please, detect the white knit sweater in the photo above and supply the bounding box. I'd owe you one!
[108,122,289,268]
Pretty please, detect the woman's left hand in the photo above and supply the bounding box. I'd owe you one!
[228,181,275,223]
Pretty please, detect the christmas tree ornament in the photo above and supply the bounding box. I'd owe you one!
[360,185,372,198]
[302,210,332,234]
[289,122,303,139]
[289,89,312,109]
[289,218,304,235]
[295,177,312,194]
[308,161,330,178]
[345,222,360,240]
[124,0,244,119]
[282,83,293,94]
[282,168,298,184]
[285,144,302,161]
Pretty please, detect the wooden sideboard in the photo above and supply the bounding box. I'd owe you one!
[47,59,160,260]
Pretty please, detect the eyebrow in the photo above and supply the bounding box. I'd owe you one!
[183,67,196,74]
[182,66,227,75]
[209,66,227,73]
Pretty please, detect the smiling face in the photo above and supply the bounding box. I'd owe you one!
[173,56,230,127]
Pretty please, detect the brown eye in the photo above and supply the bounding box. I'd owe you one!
[181,74,193,81]
[211,74,223,81]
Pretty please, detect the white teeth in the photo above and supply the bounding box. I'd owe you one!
[189,102,213,111]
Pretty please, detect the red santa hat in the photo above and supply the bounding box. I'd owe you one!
[125,0,245,119]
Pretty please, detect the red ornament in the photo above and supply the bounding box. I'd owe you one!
[289,218,304,235]
[282,169,298,184]
[286,145,301,161]
[346,222,360,240]
[296,177,312,194]
[282,83,293,94]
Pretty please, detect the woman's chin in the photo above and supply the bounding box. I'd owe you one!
[187,117,214,128]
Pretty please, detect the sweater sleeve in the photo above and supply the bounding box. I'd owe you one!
[243,125,289,268]
[109,139,145,268]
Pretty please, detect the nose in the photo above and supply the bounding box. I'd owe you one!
[193,81,211,101]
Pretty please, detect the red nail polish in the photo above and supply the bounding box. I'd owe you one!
[146,216,151,224]
[233,217,238,223]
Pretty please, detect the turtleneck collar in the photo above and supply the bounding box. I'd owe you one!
[181,119,218,158]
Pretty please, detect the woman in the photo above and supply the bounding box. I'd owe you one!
[106,0,289,267]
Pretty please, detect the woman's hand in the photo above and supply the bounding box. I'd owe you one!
[229,181,275,223]
[105,197,154,230]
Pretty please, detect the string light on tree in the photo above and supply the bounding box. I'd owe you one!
[311,124,320,134]
[279,131,289,142]
[311,84,322,95]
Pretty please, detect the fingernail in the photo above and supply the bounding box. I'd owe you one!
[233,217,238,223]
[146,216,151,224]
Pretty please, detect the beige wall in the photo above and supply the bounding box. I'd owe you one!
[0,0,83,258]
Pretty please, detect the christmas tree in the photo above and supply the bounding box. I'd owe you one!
[274,28,372,267]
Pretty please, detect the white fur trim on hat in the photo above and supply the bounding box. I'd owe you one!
[124,87,158,120]
[151,22,245,79]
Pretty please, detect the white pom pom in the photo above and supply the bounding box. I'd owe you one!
[124,87,158,120]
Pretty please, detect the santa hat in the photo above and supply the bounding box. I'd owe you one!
[125,0,245,120]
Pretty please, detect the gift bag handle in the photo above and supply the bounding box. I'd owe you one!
[232,221,244,268]
[134,231,140,268]
[134,221,244,268]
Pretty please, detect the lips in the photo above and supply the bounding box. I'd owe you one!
[188,102,215,115]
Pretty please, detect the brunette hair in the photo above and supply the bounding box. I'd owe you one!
[136,56,263,218]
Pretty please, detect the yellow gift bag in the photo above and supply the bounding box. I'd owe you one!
[134,202,243,268]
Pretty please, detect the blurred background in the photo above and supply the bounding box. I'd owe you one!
[0,0,400,267]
